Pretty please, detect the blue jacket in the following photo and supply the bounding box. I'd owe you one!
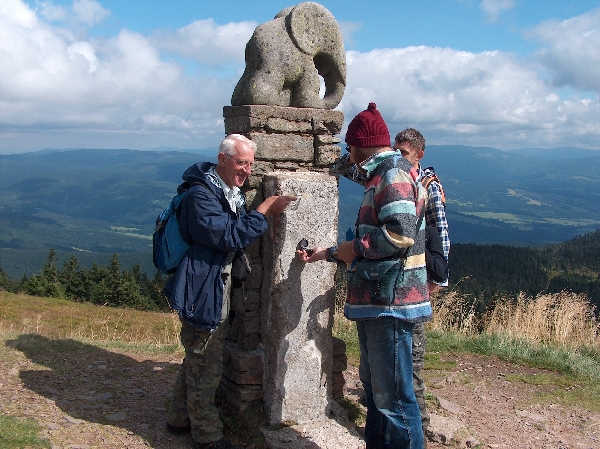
[163,162,268,330]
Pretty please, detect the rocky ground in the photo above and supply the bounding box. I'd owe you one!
[1,334,598,449]
[343,354,600,449]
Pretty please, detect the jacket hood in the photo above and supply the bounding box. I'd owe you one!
[181,161,215,184]
[177,162,221,195]
[361,150,397,178]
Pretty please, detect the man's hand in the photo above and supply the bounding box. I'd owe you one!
[256,195,297,217]
[427,281,442,295]
[296,246,326,263]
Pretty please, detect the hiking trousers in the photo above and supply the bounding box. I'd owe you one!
[412,321,429,435]
[167,318,229,444]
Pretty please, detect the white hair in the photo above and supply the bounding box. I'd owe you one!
[219,134,257,155]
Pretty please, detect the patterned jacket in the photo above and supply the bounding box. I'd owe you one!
[333,153,450,287]
[342,151,432,323]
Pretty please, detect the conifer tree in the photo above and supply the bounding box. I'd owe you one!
[0,267,15,292]
[23,249,66,299]
[59,255,86,301]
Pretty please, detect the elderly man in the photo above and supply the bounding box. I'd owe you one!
[298,103,431,449]
[164,134,295,449]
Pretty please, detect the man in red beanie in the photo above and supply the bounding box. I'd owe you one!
[297,103,431,449]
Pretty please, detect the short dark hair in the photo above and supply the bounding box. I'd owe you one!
[395,128,425,152]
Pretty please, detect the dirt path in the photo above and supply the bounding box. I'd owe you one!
[343,353,600,449]
[1,334,599,448]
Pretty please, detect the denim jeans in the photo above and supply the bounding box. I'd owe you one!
[357,317,424,449]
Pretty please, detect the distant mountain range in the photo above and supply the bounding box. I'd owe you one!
[340,145,600,246]
[1,145,599,277]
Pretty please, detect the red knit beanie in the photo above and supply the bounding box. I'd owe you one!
[345,102,390,148]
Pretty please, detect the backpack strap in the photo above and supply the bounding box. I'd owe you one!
[421,167,446,205]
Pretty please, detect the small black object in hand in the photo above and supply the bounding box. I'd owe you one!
[296,238,313,255]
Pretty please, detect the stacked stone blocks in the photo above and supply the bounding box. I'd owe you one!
[221,105,347,416]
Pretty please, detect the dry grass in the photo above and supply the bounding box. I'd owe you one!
[0,291,181,347]
[429,290,599,350]
[482,291,599,350]
[427,290,479,334]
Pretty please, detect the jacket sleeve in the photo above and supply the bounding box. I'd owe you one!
[331,152,366,186]
[425,226,448,283]
[182,184,268,252]
[425,179,450,261]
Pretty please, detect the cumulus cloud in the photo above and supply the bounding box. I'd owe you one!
[0,0,240,151]
[72,0,109,26]
[36,0,109,26]
[38,1,67,22]
[340,46,600,149]
[338,20,362,49]
[529,8,600,93]
[479,0,515,22]
[2,0,600,153]
[151,19,256,66]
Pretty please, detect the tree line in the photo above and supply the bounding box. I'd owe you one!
[0,249,168,312]
[1,228,599,316]
[449,228,600,314]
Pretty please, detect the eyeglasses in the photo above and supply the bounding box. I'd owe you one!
[224,152,253,169]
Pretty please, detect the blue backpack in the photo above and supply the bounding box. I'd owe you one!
[153,188,191,274]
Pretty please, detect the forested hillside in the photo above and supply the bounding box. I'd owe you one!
[449,229,600,313]
[1,147,600,313]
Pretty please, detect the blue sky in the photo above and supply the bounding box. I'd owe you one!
[2,0,600,153]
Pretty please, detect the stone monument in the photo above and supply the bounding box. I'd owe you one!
[221,2,352,437]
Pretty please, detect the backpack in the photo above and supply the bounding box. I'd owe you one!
[152,186,191,274]
[421,167,446,205]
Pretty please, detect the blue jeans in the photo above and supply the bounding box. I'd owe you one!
[357,317,424,449]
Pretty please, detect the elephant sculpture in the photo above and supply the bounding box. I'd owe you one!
[231,2,346,110]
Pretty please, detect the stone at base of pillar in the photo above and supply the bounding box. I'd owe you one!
[221,342,264,412]
[261,407,365,449]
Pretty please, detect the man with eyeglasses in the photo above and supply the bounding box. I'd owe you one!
[164,134,296,449]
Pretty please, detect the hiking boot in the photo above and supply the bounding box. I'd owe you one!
[166,422,191,435]
[191,437,239,449]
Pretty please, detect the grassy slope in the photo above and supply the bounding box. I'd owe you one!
[1,291,599,447]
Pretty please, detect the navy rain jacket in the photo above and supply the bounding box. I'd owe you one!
[163,162,268,330]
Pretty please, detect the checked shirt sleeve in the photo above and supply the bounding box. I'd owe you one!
[424,180,450,286]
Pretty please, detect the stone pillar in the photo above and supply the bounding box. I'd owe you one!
[221,105,343,424]
[262,171,338,424]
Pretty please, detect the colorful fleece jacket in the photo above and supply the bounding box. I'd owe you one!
[343,151,432,323]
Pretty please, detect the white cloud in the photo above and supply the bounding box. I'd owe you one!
[38,1,67,22]
[35,0,109,26]
[72,0,109,26]
[479,0,515,22]
[151,18,256,66]
[0,0,237,152]
[529,8,600,93]
[67,40,98,72]
[338,20,362,49]
[340,46,600,149]
[2,0,600,153]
